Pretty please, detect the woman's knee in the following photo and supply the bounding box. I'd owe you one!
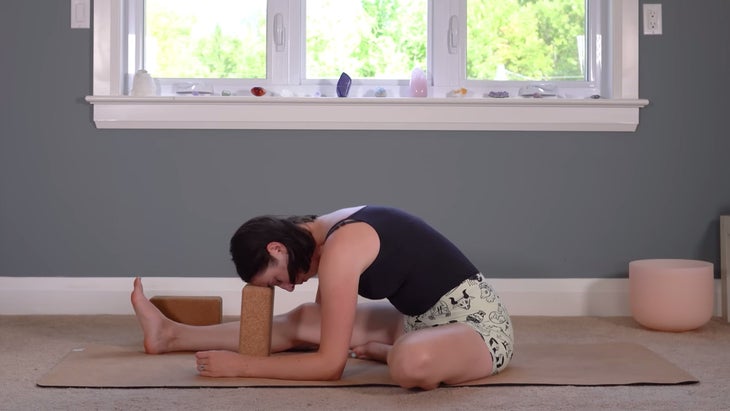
[284,302,320,322]
[387,337,440,390]
[281,303,321,342]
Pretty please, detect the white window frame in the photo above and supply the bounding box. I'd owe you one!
[86,0,648,131]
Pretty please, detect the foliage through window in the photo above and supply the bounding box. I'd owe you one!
[305,0,427,80]
[144,0,266,79]
[466,0,586,81]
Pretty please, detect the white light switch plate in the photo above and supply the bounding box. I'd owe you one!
[71,0,90,29]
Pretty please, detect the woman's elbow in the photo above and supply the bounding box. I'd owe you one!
[319,357,347,381]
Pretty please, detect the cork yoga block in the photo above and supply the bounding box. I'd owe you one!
[150,296,223,326]
[239,285,275,356]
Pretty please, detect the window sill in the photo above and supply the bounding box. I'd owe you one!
[85,96,649,131]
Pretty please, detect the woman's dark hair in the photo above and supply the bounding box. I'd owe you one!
[230,214,317,283]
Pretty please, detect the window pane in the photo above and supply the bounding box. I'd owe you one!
[144,0,266,79]
[306,0,427,80]
[467,0,586,81]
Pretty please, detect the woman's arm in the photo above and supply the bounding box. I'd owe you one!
[197,222,379,380]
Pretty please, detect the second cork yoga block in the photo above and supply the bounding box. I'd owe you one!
[239,284,275,356]
[150,296,222,326]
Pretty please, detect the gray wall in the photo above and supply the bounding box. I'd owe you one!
[1,1,729,279]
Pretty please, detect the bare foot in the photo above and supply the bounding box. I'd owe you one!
[350,341,392,363]
[130,277,175,354]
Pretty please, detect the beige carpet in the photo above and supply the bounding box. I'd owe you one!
[36,342,696,388]
[3,315,730,410]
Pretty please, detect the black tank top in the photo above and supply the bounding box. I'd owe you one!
[326,206,478,316]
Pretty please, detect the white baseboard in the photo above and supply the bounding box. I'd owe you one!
[0,276,722,317]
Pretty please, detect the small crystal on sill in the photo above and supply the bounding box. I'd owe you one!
[250,87,267,97]
[409,67,428,97]
[446,88,469,97]
[487,91,509,98]
[130,69,156,96]
[518,83,557,98]
[336,72,352,97]
[174,82,213,96]
[374,87,387,97]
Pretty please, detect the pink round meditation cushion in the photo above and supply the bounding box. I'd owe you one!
[629,259,714,332]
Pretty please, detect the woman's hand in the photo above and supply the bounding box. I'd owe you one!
[195,350,246,377]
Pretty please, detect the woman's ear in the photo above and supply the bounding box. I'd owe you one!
[266,241,286,255]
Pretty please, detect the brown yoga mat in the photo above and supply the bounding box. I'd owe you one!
[37,342,697,388]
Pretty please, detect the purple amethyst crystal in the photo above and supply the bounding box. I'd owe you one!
[336,72,352,97]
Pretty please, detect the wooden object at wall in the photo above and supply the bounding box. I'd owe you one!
[721,216,729,322]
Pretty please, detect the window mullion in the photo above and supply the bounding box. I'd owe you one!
[431,0,465,91]
[93,0,124,96]
[586,0,600,85]
[126,0,144,92]
[268,0,302,86]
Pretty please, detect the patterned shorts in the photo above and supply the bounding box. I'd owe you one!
[403,273,514,375]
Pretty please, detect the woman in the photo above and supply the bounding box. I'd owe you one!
[131,205,513,390]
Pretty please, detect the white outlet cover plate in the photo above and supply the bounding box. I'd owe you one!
[71,0,90,29]
[643,3,663,35]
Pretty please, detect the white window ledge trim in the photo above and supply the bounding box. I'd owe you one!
[85,95,649,131]
[88,0,646,132]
